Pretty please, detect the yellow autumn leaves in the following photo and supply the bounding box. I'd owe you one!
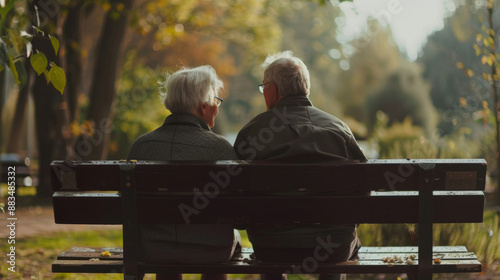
[457,26,500,80]
[70,121,95,137]
[456,62,475,78]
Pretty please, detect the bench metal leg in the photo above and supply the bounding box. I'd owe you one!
[417,163,435,280]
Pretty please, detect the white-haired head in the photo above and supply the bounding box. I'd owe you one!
[261,50,310,97]
[159,65,223,113]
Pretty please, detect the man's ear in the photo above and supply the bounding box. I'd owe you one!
[268,82,278,97]
[264,82,281,110]
[200,104,207,114]
[194,104,205,118]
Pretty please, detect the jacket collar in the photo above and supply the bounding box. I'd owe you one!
[274,94,313,108]
[162,112,211,131]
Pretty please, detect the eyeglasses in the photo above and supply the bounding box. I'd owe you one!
[258,82,270,94]
[214,96,223,107]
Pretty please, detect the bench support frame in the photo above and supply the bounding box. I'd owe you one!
[417,163,435,280]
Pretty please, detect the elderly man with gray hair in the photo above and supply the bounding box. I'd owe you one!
[234,51,367,280]
[128,65,240,280]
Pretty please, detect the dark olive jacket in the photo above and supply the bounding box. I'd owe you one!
[235,95,366,162]
[234,95,366,250]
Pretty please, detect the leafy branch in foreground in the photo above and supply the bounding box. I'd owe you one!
[0,2,66,94]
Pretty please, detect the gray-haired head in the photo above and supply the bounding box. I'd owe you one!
[159,65,223,113]
[261,50,310,97]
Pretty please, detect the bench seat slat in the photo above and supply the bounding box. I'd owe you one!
[52,260,481,274]
[358,246,469,253]
[53,246,480,275]
[52,260,124,273]
[56,252,478,262]
[60,246,470,254]
[56,247,477,261]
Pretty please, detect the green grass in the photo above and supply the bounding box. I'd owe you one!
[1,229,124,280]
[357,211,500,266]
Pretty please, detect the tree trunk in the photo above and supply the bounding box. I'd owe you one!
[83,0,134,160]
[30,1,64,196]
[61,1,85,123]
[0,70,5,183]
[487,4,500,207]
[6,60,31,153]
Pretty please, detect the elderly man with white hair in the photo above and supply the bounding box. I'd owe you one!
[128,65,240,280]
[235,51,367,280]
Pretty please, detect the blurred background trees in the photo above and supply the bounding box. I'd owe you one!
[1,0,500,205]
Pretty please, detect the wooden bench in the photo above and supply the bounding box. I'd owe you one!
[50,159,487,280]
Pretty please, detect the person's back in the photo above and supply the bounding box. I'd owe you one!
[236,95,365,162]
[130,113,235,162]
[234,51,366,279]
[128,65,239,280]
[129,113,238,264]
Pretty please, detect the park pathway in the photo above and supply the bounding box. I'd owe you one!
[0,205,120,239]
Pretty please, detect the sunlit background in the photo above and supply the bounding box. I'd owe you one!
[1,1,500,278]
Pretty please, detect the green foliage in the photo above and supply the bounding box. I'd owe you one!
[279,1,343,115]
[30,51,47,75]
[433,211,500,266]
[49,62,66,94]
[132,0,282,69]
[372,111,482,159]
[50,35,59,55]
[365,61,438,137]
[372,111,433,159]
[0,0,14,24]
[334,23,403,123]
[0,0,66,92]
[109,52,168,159]
[420,3,493,133]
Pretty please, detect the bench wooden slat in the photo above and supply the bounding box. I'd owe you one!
[67,247,123,253]
[52,260,124,273]
[358,252,478,260]
[63,246,473,253]
[52,244,482,274]
[51,159,487,192]
[52,191,484,224]
[359,246,469,253]
[56,251,478,262]
[55,246,477,261]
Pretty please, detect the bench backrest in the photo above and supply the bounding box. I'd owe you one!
[51,159,486,225]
